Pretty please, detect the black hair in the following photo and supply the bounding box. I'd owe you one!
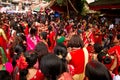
[54,44,67,62]
[34,42,48,62]
[20,50,38,80]
[72,25,77,29]
[57,29,64,36]
[67,35,84,48]
[97,52,112,64]
[19,69,28,80]
[12,45,24,67]
[56,43,67,50]
[30,27,37,36]
[40,54,67,80]
[47,25,53,47]
[12,54,21,67]
[18,33,26,41]
[94,43,103,53]
[14,23,24,34]
[0,70,11,80]
[14,45,24,55]
[40,32,48,40]
[24,50,38,68]
[85,60,112,80]
[15,34,27,52]
[117,34,120,40]
[118,66,120,73]
[48,25,52,32]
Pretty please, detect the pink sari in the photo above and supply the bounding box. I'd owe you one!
[5,62,13,74]
[27,34,40,50]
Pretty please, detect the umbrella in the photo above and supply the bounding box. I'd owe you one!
[33,7,40,12]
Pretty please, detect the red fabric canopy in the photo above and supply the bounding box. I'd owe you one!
[51,6,66,12]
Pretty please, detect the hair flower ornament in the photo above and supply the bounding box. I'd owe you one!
[16,55,28,70]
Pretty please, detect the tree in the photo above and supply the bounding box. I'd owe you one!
[43,0,87,16]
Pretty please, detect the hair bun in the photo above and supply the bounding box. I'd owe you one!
[103,56,112,64]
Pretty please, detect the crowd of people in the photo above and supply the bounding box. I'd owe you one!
[0,9,120,80]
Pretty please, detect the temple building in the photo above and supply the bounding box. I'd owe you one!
[89,0,120,17]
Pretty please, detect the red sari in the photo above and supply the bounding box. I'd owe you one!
[0,36,6,49]
[28,70,44,80]
[94,29,103,44]
[82,31,95,46]
[17,70,44,80]
[0,28,7,50]
[69,49,85,74]
[108,45,120,74]
[48,31,56,52]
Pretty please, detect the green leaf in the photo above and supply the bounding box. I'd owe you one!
[56,0,63,4]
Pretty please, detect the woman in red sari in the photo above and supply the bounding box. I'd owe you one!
[94,25,103,45]
[0,22,8,50]
[67,35,89,80]
[17,50,44,80]
[47,25,56,52]
[108,34,120,75]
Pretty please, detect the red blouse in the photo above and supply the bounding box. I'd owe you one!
[48,31,56,52]
[17,70,44,80]
[30,70,44,80]
[69,49,85,74]
[108,45,120,74]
